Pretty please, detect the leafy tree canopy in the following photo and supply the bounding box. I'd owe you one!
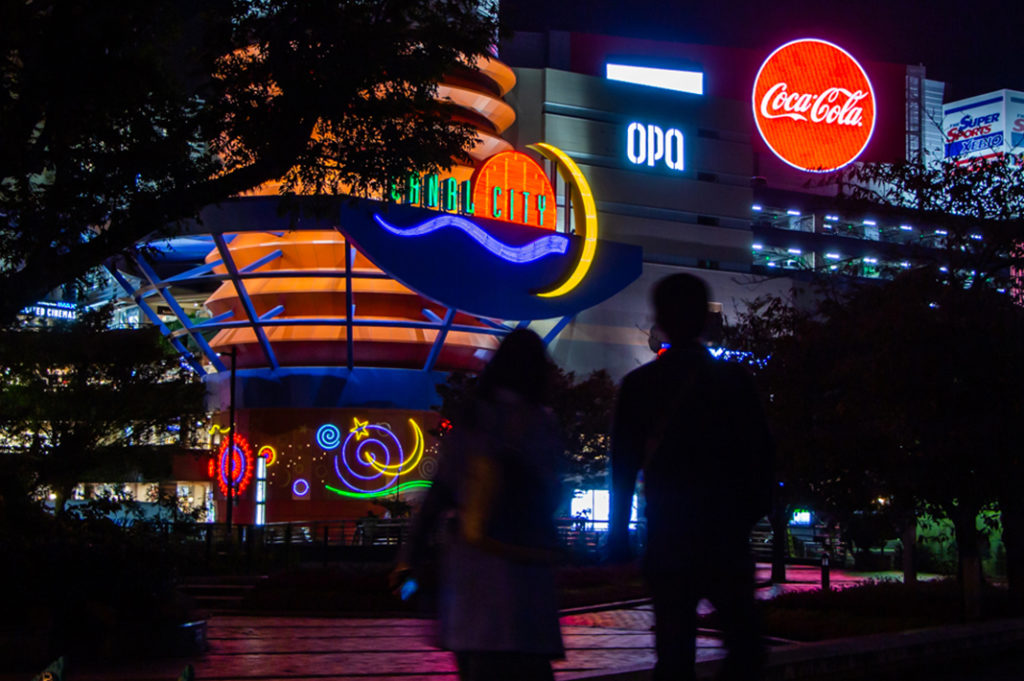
[837,154,1024,289]
[0,0,501,324]
[0,306,207,514]
[434,366,616,488]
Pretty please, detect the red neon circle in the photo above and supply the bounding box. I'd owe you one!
[752,39,876,173]
[471,151,557,229]
[216,433,255,496]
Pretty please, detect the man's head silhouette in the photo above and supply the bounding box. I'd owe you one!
[652,273,709,345]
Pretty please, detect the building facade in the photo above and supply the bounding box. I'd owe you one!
[48,29,1000,526]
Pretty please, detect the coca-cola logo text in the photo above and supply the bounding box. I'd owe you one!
[752,39,876,173]
[759,83,868,127]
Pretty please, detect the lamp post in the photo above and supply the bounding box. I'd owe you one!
[225,347,237,533]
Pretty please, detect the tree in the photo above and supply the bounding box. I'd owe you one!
[840,154,1024,615]
[724,287,881,582]
[729,154,1024,613]
[0,307,207,514]
[549,369,617,489]
[434,366,616,490]
[0,0,501,324]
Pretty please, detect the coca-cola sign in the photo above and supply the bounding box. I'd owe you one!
[752,39,876,173]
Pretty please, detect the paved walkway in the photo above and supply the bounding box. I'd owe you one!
[64,610,696,681]
[29,565,939,681]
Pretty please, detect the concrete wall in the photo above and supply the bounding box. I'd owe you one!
[510,67,799,381]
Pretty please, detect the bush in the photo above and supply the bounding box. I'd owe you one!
[0,498,201,670]
[711,579,1015,642]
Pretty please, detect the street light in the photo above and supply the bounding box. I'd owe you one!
[224,347,237,532]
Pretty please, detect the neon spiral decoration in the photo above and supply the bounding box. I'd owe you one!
[330,418,425,494]
[325,480,433,499]
[216,432,255,496]
[258,445,277,466]
[373,214,568,264]
[367,419,424,476]
[317,423,342,450]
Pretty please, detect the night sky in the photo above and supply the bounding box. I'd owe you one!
[501,0,1023,100]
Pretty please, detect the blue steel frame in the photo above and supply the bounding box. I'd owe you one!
[109,224,573,376]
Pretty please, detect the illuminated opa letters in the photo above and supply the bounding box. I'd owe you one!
[627,122,685,171]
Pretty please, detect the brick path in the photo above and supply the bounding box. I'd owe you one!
[62,609,727,681]
[24,565,912,681]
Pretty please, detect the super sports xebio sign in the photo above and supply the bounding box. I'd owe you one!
[752,38,876,173]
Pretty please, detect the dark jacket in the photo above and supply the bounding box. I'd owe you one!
[609,342,774,564]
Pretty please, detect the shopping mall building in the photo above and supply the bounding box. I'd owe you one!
[38,29,1022,526]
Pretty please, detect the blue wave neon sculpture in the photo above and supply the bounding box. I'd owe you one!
[373,214,568,264]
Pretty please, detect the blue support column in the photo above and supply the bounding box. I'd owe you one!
[211,232,280,370]
[542,315,574,346]
[132,255,228,372]
[104,264,209,374]
[424,308,456,371]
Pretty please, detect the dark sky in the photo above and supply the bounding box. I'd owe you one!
[501,0,1023,100]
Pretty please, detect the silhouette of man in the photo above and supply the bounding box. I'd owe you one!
[609,273,773,681]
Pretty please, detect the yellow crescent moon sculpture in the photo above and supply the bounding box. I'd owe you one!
[527,142,599,298]
[367,418,425,476]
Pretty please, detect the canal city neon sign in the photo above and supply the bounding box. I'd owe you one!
[390,150,557,230]
[379,144,599,298]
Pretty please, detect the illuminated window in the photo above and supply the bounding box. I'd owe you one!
[606,63,703,95]
[571,489,638,529]
[790,509,812,526]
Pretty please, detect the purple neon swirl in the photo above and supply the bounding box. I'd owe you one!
[332,425,403,493]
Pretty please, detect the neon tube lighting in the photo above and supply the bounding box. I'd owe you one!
[325,481,433,499]
[605,63,704,95]
[527,143,599,298]
[316,423,342,451]
[366,419,424,476]
[373,214,568,264]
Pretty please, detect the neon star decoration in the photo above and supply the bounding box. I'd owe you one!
[325,418,428,497]
[349,417,371,441]
[215,432,255,496]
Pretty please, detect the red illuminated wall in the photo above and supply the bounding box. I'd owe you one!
[206,408,441,523]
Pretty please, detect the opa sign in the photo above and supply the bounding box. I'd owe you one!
[626,122,685,171]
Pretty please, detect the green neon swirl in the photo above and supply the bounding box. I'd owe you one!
[324,480,433,499]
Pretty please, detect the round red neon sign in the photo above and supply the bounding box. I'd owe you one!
[752,39,875,173]
[471,151,557,229]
